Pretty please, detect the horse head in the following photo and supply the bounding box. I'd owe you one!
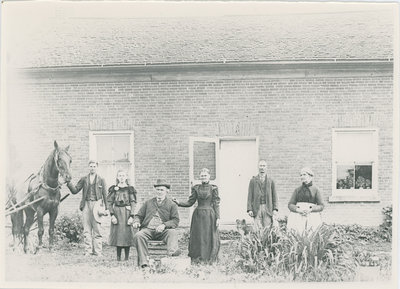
[53,140,72,185]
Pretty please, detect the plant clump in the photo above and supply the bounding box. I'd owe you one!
[55,213,84,243]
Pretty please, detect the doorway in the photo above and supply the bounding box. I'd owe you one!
[218,138,258,224]
[189,137,258,225]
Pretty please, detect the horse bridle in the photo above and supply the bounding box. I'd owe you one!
[53,151,61,173]
[53,150,71,188]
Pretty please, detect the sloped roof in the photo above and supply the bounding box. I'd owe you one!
[7,9,394,68]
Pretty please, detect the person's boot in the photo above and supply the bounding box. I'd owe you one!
[124,247,130,261]
[117,247,122,261]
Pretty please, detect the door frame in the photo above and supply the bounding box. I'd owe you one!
[188,136,259,226]
[218,136,259,225]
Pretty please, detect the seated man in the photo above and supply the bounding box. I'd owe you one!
[132,179,180,268]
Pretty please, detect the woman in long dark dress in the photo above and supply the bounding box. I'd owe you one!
[172,168,220,264]
[107,170,137,261]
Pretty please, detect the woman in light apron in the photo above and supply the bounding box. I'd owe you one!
[287,167,324,235]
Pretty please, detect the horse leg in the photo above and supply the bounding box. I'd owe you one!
[37,208,45,249]
[48,207,58,250]
[23,208,35,253]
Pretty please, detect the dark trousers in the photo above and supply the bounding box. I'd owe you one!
[133,228,179,267]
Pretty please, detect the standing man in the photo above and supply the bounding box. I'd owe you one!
[247,159,278,231]
[67,160,108,256]
[132,179,180,268]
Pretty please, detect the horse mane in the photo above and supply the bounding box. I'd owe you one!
[41,149,59,187]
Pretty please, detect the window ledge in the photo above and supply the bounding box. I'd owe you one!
[329,193,380,203]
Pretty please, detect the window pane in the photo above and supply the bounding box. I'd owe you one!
[336,165,355,189]
[96,136,113,161]
[193,141,216,180]
[97,164,115,188]
[113,135,130,162]
[355,165,372,189]
[336,131,375,162]
[95,134,133,186]
[97,164,132,187]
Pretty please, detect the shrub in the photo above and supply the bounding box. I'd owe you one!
[179,228,242,243]
[380,205,392,242]
[330,224,379,243]
[55,213,84,243]
[178,229,190,247]
[232,224,357,281]
[220,230,241,241]
[354,250,380,267]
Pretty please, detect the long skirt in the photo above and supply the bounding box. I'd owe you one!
[188,207,220,263]
[287,202,322,235]
[108,206,136,247]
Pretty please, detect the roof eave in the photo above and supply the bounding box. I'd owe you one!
[11,59,394,84]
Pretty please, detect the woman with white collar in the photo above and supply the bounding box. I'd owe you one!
[107,170,137,261]
[287,167,324,235]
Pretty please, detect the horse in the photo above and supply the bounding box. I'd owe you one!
[10,141,72,253]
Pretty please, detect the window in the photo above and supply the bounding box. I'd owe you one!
[89,131,134,187]
[189,137,218,185]
[330,128,379,202]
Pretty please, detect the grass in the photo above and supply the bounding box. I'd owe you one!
[4,225,393,283]
[5,238,254,282]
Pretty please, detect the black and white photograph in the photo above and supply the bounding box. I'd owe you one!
[1,1,399,288]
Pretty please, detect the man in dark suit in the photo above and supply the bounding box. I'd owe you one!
[132,179,180,268]
[67,160,108,256]
[247,160,278,231]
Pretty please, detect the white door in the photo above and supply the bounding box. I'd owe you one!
[219,139,258,224]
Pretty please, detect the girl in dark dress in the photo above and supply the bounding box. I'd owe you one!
[173,168,220,264]
[107,170,137,261]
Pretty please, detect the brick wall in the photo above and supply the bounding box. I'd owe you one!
[7,69,393,226]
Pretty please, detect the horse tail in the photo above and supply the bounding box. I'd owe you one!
[9,195,24,242]
[11,210,24,237]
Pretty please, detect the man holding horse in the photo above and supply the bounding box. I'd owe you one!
[67,160,108,256]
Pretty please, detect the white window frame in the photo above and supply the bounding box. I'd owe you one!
[189,137,219,187]
[330,128,379,202]
[89,130,135,185]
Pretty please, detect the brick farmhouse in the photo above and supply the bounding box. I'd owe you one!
[5,6,396,227]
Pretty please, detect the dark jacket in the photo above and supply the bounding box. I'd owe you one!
[134,197,179,229]
[178,183,220,219]
[247,175,278,217]
[288,183,324,213]
[67,174,108,211]
[107,185,137,217]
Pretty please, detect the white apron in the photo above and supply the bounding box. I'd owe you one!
[287,202,322,235]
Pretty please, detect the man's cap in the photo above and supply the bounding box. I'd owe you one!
[154,179,171,189]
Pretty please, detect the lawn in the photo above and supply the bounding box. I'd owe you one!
[4,224,393,284]
[5,233,261,283]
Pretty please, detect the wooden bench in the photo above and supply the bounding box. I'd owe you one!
[147,240,168,261]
